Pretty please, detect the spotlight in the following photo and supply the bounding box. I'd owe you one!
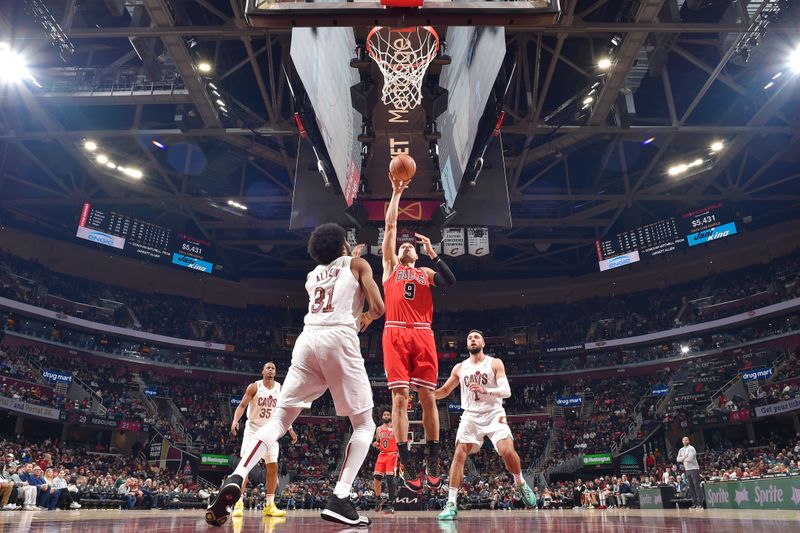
[789,46,800,73]
[0,43,30,84]
[84,141,98,152]
[215,99,226,107]
[96,154,108,164]
[151,140,166,149]
[597,57,612,70]
[208,83,218,90]
[688,158,704,168]
[123,168,143,179]
[106,162,117,169]
[764,81,775,90]
[668,164,687,176]
[582,96,594,105]
[642,137,656,145]
[710,141,724,153]
[680,345,690,354]
[197,62,212,73]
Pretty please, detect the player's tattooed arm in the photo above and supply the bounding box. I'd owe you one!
[434,363,462,400]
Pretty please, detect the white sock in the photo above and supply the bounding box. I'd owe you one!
[333,409,376,498]
[512,472,524,485]
[333,481,352,499]
[232,407,301,479]
[448,486,459,505]
[266,494,274,505]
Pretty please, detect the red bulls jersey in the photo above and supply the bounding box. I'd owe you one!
[377,424,398,454]
[383,265,433,325]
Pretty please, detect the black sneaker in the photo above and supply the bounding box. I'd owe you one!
[373,498,383,512]
[425,467,443,489]
[320,494,371,527]
[384,503,395,514]
[205,474,242,527]
[398,463,423,492]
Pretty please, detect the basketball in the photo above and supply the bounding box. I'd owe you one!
[389,154,416,185]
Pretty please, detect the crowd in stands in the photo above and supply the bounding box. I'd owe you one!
[0,436,202,511]
[2,247,799,355]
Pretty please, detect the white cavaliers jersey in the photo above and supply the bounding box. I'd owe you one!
[246,380,281,429]
[303,256,364,330]
[459,355,504,414]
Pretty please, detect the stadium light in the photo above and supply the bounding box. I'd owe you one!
[597,57,612,70]
[227,200,247,211]
[0,43,31,84]
[106,162,117,170]
[710,141,724,153]
[680,345,690,354]
[197,62,212,74]
[123,167,143,179]
[790,46,800,73]
[96,154,108,164]
[84,140,98,152]
[668,163,688,176]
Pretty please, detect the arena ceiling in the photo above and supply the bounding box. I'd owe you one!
[0,0,799,281]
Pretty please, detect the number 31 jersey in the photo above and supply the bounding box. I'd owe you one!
[246,380,281,429]
[383,265,433,325]
[303,255,365,330]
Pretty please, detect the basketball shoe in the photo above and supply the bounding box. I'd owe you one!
[398,463,423,492]
[437,501,458,520]
[263,501,287,517]
[205,474,242,527]
[517,482,537,508]
[320,494,371,527]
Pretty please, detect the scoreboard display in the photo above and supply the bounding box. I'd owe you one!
[596,203,737,271]
[76,203,215,274]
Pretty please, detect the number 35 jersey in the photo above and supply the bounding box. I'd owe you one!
[303,256,365,330]
[383,265,433,325]
[246,380,282,429]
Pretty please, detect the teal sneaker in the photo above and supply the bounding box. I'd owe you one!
[438,501,458,520]
[517,482,537,508]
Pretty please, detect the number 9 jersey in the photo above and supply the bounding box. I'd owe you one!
[383,265,438,391]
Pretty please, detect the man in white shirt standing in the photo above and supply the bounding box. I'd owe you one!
[676,436,703,509]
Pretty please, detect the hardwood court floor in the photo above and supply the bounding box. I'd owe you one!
[3,508,800,532]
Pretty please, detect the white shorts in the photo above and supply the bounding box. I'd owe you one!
[242,423,279,464]
[456,409,513,453]
[278,326,373,417]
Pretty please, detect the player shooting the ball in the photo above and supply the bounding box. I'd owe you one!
[381,154,456,492]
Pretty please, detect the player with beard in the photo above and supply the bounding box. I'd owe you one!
[206,223,384,528]
[381,178,456,491]
[372,410,398,513]
[433,330,536,520]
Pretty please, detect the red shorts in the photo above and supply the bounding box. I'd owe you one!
[374,452,399,476]
[383,326,438,390]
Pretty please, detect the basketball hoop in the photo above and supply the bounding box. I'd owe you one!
[366,26,439,111]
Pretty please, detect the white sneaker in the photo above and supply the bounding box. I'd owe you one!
[23,505,37,511]
[70,502,82,509]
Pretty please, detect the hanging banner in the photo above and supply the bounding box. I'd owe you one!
[442,228,465,257]
[555,396,582,407]
[467,227,490,257]
[742,367,773,382]
[42,369,73,383]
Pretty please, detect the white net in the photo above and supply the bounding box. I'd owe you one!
[366,26,439,111]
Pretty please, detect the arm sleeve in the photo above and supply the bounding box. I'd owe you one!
[432,257,456,287]
[484,377,511,399]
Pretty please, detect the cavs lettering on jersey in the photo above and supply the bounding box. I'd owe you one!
[383,265,433,325]
[304,256,365,330]
[459,355,503,414]
[246,380,281,429]
[377,425,398,454]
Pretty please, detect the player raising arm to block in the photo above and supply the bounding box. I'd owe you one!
[433,330,536,520]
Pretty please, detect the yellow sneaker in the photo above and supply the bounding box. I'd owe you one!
[232,498,245,518]
[232,515,244,533]
[262,502,287,517]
